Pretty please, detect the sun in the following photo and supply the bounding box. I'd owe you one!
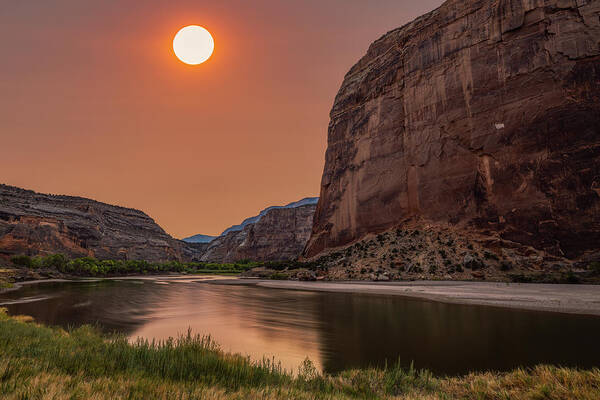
[173,25,214,65]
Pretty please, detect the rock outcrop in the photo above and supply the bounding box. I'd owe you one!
[0,184,193,262]
[219,197,318,236]
[305,0,600,266]
[201,203,317,263]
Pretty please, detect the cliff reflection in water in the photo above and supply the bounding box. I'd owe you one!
[1,278,600,375]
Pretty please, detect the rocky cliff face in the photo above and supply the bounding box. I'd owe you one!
[201,204,316,263]
[219,197,319,236]
[0,184,191,262]
[305,0,600,266]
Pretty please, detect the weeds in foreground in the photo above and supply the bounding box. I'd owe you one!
[0,308,599,399]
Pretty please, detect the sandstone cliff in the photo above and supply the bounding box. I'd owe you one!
[219,197,318,236]
[305,0,600,270]
[0,184,192,262]
[201,204,316,263]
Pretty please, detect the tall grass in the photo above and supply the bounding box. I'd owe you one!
[1,308,599,399]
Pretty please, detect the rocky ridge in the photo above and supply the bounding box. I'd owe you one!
[304,0,600,275]
[201,203,317,263]
[219,197,318,236]
[0,184,195,262]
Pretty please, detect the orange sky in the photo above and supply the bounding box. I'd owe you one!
[0,0,442,238]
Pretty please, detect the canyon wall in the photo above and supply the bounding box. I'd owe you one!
[0,184,191,262]
[201,204,316,263]
[305,0,600,262]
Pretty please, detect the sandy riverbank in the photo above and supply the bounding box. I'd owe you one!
[214,279,600,316]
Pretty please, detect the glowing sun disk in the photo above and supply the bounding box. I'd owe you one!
[173,25,214,65]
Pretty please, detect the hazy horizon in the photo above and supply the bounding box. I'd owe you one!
[1,0,443,237]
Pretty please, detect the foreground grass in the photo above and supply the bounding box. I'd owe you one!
[0,309,599,399]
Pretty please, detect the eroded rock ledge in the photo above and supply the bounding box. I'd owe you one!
[0,184,190,262]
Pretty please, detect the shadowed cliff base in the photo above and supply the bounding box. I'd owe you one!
[298,222,600,283]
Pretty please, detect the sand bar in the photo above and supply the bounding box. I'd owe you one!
[214,279,600,316]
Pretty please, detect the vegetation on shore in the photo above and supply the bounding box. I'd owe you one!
[8,253,295,277]
[5,252,600,284]
[0,308,598,399]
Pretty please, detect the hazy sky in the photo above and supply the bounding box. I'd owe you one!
[1,0,443,238]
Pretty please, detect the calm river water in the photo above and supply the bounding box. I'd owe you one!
[1,276,599,375]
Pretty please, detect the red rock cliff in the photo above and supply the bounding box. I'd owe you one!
[305,0,600,261]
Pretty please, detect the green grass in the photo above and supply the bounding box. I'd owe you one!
[0,309,599,399]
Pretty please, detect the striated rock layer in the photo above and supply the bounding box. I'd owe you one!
[0,184,193,262]
[201,204,316,263]
[305,0,600,263]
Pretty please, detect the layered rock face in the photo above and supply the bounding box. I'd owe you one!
[0,184,189,262]
[201,204,316,263]
[305,0,600,262]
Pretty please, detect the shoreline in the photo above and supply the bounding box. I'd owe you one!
[0,273,236,295]
[3,274,600,317]
[214,279,600,317]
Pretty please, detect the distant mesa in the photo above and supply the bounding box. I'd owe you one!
[182,234,216,244]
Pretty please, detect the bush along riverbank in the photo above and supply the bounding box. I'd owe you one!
[4,253,291,281]
[0,308,599,400]
[3,252,599,285]
[2,253,316,284]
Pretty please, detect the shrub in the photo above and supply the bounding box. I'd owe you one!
[11,255,32,268]
[42,254,68,270]
[464,255,485,270]
[565,271,580,284]
[500,262,513,271]
[509,274,533,283]
[588,262,600,275]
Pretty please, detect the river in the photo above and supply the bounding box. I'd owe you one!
[1,276,599,375]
